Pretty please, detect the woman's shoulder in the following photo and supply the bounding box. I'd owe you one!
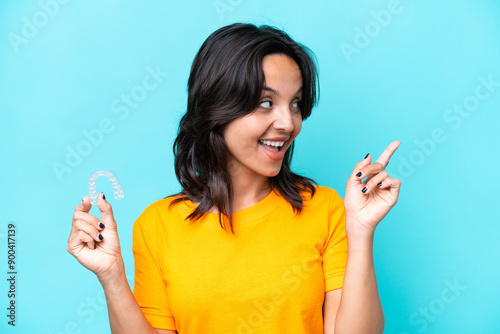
[297,185,344,220]
[136,194,187,222]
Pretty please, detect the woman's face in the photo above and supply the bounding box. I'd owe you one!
[223,53,303,180]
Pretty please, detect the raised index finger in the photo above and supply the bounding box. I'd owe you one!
[376,140,401,169]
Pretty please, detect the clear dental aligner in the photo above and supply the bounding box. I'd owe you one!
[87,170,124,205]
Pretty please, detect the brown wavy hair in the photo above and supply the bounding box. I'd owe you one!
[167,23,319,233]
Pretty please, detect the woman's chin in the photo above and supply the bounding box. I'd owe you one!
[261,166,282,178]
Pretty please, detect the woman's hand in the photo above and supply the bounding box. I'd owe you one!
[67,193,125,283]
[344,140,401,235]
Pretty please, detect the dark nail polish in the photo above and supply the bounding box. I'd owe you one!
[99,222,105,229]
[98,233,104,240]
[364,153,369,159]
[356,172,362,177]
[94,244,97,249]
[362,187,367,193]
[102,193,106,200]
[377,182,382,187]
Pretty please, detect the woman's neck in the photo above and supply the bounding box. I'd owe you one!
[191,172,272,213]
[230,174,272,212]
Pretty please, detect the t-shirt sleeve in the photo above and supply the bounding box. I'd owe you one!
[132,206,176,330]
[322,189,348,292]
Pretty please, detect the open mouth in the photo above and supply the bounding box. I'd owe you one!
[259,140,285,152]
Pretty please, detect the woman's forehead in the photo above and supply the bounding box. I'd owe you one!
[261,55,303,95]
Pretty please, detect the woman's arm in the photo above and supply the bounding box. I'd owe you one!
[68,194,172,333]
[324,141,402,334]
[328,224,384,334]
[99,268,177,334]
[68,195,176,333]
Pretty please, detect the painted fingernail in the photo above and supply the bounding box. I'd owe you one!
[364,153,369,159]
[94,244,97,249]
[356,172,362,177]
[98,233,104,240]
[99,222,105,229]
[102,193,106,200]
[377,182,382,187]
[362,187,367,193]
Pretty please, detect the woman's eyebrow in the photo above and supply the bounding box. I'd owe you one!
[262,86,303,96]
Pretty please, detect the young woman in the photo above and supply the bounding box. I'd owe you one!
[68,23,401,334]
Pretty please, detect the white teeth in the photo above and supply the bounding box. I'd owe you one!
[259,140,285,147]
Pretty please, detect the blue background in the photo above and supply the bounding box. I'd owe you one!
[1,0,499,333]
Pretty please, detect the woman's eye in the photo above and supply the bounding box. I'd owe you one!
[260,100,272,108]
[293,100,302,109]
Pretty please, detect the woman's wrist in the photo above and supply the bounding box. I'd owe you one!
[345,218,376,239]
[97,258,127,289]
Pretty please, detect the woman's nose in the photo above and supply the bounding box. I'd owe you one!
[273,108,295,132]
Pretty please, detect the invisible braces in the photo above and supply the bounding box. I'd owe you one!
[87,170,124,205]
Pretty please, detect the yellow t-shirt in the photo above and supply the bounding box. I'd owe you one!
[132,185,347,333]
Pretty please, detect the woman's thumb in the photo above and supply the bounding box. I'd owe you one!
[96,193,116,228]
